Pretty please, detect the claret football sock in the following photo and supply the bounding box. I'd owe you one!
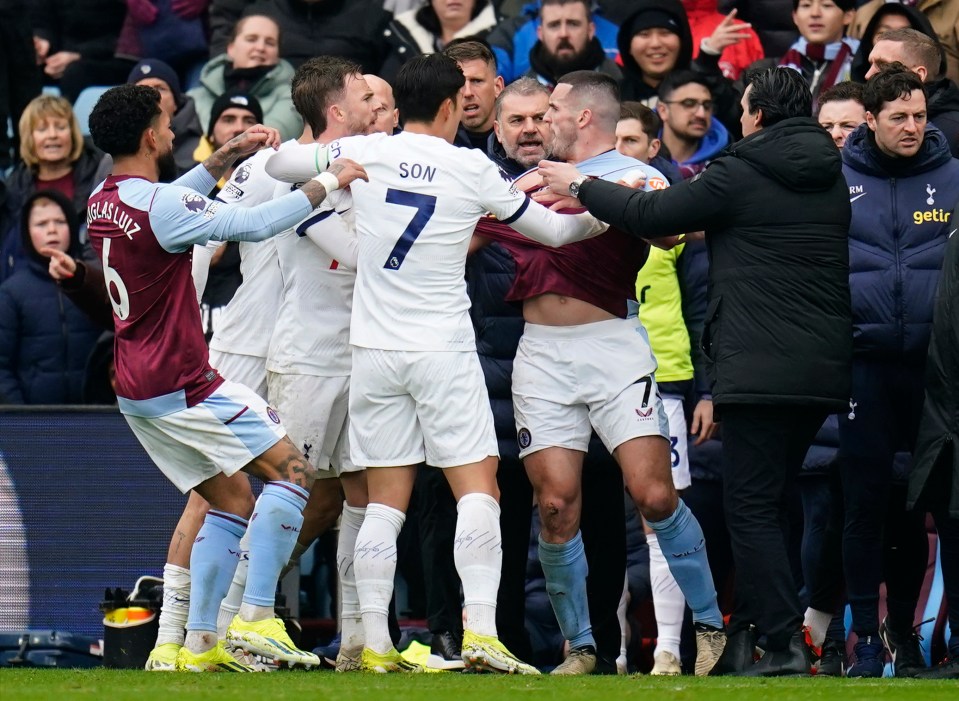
[538,530,595,651]
[186,510,247,643]
[648,500,724,629]
[455,492,503,637]
[355,503,405,654]
[241,482,308,612]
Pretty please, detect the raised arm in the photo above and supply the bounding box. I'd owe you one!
[151,159,369,252]
[539,160,732,239]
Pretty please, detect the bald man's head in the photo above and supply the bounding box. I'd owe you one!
[365,74,398,134]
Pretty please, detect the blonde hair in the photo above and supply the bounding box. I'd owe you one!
[18,95,84,168]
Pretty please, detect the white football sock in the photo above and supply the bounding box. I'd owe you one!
[338,504,366,650]
[155,563,190,647]
[648,533,684,658]
[804,607,833,648]
[216,530,250,638]
[454,492,501,637]
[355,503,404,654]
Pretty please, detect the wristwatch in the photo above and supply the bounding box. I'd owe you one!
[568,174,591,198]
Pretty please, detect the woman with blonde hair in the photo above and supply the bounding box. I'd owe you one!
[2,94,104,281]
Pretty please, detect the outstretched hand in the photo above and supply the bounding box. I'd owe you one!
[226,124,283,158]
[704,9,753,54]
[40,247,77,281]
[327,158,369,189]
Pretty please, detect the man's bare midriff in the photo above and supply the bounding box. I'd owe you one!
[522,292,616,326]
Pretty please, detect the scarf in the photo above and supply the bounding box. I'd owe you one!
[780,37,858,98]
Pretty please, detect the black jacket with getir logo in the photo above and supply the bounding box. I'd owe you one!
[576,117,853,411]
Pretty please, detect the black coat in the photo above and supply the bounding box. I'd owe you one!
[576,117,853,411]
[908,203,959,519]
[245,0,391,71]
[29,0,125,59]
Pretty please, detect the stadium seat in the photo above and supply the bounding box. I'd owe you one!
[73,86,115,136]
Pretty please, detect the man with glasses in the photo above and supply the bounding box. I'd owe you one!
[656,71,729,180]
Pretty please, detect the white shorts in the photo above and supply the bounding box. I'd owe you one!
[663,395,691,490]
[349,347,498,468]
[267,371,358,478]
[512,317,668,458]
[125,380,286,493]
[209,349,268,400]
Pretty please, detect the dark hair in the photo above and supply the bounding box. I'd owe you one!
[878,27,945,79]
[792,0,855,10]
[416,0,488,36]
[862,64,926,115]
[817,80,864,109]
[541,0,591,14]
[89,84,162,157]
[291,56,363,136]
[742,67,812,127]
[657,69,712,102]
[495,76,550,121]
[620,101,662,140]
[443,39,497,70]
[395,53,465,125]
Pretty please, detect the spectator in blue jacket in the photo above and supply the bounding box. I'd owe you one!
[0,190,101,404]
[487,0,622,84]
[839,65,959,678]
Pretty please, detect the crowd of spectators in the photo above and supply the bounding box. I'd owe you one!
[0,0,957,679]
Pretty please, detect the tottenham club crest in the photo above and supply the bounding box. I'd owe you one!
[181,193,207,213]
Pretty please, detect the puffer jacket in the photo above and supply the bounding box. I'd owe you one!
[187,54,301,141]
[841,123,959,362]
[0,191,101,404]
[465,243,525,462]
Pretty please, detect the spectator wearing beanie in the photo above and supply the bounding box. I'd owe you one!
[618,0,745,138]
[188,14,301,140]
[779,0,859,110]
[128,59,203,175]
[192,91,264,190]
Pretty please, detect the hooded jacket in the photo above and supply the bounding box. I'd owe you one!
[670,117,729,179]
[486,1,622,84]
[841,123,959,362]
[851,3,945,83]
[851,0,959,84]
[1,141,104,283]
[618,0,743,138]
[187,54,301,142]
[573,117,853,410]
[0,190,101,404]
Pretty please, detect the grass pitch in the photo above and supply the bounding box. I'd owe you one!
[1,669,956,701]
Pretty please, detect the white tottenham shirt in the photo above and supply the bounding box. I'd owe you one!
[265,131,608,352]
